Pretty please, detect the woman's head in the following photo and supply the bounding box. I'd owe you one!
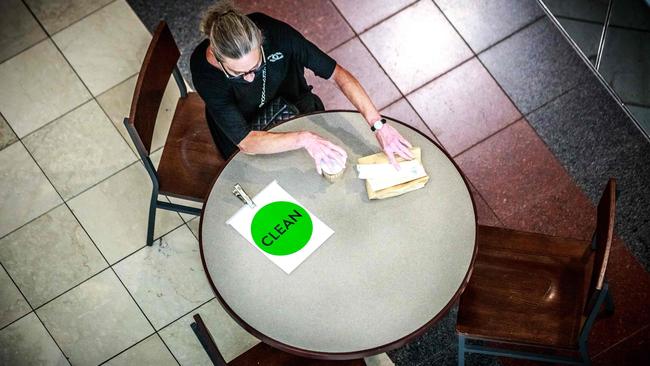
[201,1,263,67]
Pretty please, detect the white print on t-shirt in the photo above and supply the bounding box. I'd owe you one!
[267,52,284,62]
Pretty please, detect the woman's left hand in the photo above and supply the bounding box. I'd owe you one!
[375,123,414,170]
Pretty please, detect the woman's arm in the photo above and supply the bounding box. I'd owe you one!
[238,130,347,175]
[331,65,414,168]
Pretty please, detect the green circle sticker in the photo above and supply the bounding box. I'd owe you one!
[251,201,313,256]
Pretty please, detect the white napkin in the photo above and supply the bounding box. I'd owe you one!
[356,160,427,191]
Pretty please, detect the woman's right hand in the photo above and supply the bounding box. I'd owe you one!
[300,132,347,175]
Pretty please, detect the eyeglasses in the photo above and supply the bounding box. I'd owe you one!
[218,47,266,81]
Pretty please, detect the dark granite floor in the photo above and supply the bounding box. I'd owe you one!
[543,0,650,136]
[126,0,214,89]
[125,1,650,365]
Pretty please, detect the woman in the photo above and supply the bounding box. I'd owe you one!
[191,1,413,174]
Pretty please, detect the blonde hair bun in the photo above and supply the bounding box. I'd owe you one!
[200,0,263,61]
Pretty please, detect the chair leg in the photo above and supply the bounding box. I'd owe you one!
[147,187,157,246]
[604,290,615,315]
[579,340,591,366]
[458,335,466,366]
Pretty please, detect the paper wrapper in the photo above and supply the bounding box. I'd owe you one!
[357,147,429,200]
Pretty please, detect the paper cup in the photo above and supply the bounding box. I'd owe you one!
[321,160,346,183]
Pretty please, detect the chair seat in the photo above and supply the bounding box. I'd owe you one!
[456,225,592,349]
[158,92,225,201]
[229,342,366,366]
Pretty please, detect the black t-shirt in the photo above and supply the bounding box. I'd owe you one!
[190,13,337,149]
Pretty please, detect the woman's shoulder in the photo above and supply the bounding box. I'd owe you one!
[190,39,230,95]
[190,39,211,69]
[247,12,293,35]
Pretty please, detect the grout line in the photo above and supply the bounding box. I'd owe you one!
[431,0,531,120]
[13,267,109,319]
[0,203,63,243]
[97,330,157,365]
[0,261,36,326]
[186,220,199,241]
[155,296,216,334]
[0,220,189,338]
[0,158,140,242]
[21,0,118,39]
[155,332,183,366]
[468,179,503,226]
[108,220,188,268]
[555,14,650,34]
[473,14,546,55]
[325,0,420,53]
[330,0,569,228]
[106,266,162,348]
[32,310,71,363]
[451,117,522,159]
[0,262,70,361]
[5,3,208,364]
[0,36,48,67]
[449,82,579,160]
[18,98,93,141]
[0,310,33,333]
[21,0,145,160]
[399,56,475,101]
[8,67,139,156]
[1,141,185,330]
[592,323,650,359]
[430,0,594,185]
[325,34,356,54]
[347,0,419,34]
[328,0,439,141]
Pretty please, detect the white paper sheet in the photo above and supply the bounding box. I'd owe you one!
[226,180,334,274]
[356,160,427,191]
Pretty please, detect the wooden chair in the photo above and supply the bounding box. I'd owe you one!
[456,178,617,365]
[190,314,366,366]
[124,21,225,246]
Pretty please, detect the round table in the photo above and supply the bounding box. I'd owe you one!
[200,111,477,360]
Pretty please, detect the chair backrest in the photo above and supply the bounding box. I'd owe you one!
[583,178,616,317]
[128,21,180,156]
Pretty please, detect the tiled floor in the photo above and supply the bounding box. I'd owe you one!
[1,1,649,365]
[543,0,650,136]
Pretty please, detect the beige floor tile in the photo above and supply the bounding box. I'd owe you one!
[187,218,199,239]
[52,0,151,96]
[380,98,439,143]
[37,269,153,366]
[147,149,203,224]
[0,205,107,308]
[150,148,163,168]
[0,0,47,62]
[0,39,91,138]
[159,298,259,365]
[169,197,202,222]
[360,0,473,94]
[0,114,18,151]
[114,225,214,329]
[306,37,401,110]
[0,266,31,329]
[23,101,136,199]
[97,74,181,154]
[0,143,62,238]
[25,0,115,35]
[332,0,416,33]
[364,353,395,366]
[0,312,69,366]
[67,162,184,263]
[105,334,177,366]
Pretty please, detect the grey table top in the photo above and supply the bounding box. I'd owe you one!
[200,111,477,358]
